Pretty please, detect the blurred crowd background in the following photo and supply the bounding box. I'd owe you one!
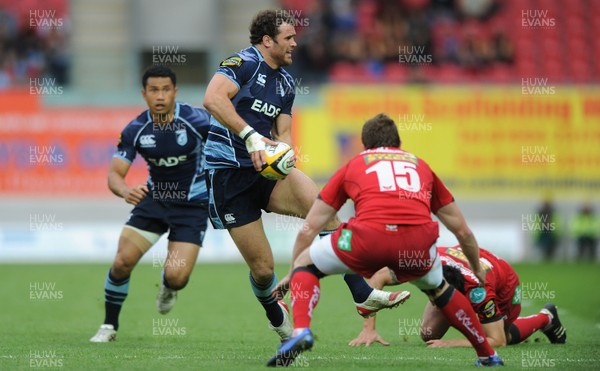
[0,0,69,88]
[2,0,599,87]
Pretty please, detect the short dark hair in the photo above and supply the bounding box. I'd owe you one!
[361,113,401,149]
[249,9,295,45]
[442,265,466,294]
[142,65,176,88]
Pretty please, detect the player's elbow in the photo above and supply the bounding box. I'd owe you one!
[204,90,230,114]
[453,226,474,243]
[107,172,118,193]
[202,94,218,114]
[420,331,438,343]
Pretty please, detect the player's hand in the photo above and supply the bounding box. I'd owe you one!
[122,184,148,205]
[239,126,276,171]
[426,339,449,348]
[272,273,291,300]
[250,137,278,172]
[471,265,487,286]
[348,328,390,347]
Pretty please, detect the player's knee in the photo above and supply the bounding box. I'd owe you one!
[112,255,136,276]
[164,270,190,290]
[507,324,520,345]
[250,267,275,286]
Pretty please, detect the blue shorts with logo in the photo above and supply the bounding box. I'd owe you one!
[205,167,277,229]
[125,194,208,246]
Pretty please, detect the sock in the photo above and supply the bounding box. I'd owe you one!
[343,274,373,303]
[435,286,495,358]
[103,270,130,331]
[291,269,321,329]
[249,272,283,327]
[508,313,551,344]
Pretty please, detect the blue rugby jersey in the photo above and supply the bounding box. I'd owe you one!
[114,102,211,203]
[204,46,295,169]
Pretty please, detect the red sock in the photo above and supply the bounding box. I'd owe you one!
[510,313,551,344]
[438,289,495,358]
[290,270,321,329]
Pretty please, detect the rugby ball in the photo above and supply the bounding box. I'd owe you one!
[260,142,295,180]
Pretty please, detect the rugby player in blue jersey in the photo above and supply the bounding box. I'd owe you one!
[203,10,406,342]
[90,65,211,342]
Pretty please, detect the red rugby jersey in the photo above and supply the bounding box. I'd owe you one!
[319,147,454,225]
[439,246,520,323]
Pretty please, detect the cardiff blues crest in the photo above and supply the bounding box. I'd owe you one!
[176,129,187,146]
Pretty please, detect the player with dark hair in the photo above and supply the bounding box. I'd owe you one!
[90,65,211,342]
[267,113,503,367]
[202,10,405,343]
[349,246,566,348]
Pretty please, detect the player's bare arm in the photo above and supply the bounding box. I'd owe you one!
[272,113,293,146]
[272,113,297,164]
[348,268,397,347]
[292,199,337,268]
[203,74,246,133]
[203,74,275,170]
[435,202,486,284]
[427,318,507,348]
[107,157,148,205]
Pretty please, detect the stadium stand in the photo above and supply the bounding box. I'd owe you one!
[0,0,69,88]
[281,0,597,84]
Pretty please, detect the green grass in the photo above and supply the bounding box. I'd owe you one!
[1,262,599,370]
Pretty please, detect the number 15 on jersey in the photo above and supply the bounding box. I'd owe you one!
[366,160,421,193]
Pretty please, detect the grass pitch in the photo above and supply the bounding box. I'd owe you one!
[1,262,599,370]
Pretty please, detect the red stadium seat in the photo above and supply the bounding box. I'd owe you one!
[517,60,537,79]
[384,64,410,83]
[569,60,592,84]
[436,64,467,84]
[543,60,566,84]
[486,64,514,84]
[330,63,380,84]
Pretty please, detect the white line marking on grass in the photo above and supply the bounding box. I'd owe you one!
[157,355,185,359]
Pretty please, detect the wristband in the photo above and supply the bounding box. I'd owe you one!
[239,126,265,153]
[238,126,255,140]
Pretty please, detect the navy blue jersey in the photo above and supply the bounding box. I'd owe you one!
[204,46,296,169]
[114,102,211,203]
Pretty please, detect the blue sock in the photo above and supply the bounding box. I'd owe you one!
[103,270,130,330]
[249,272,284,327]
[343,274,373,303]
[319,229,374,303]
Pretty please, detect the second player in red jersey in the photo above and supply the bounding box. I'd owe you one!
[424,246,566,348]
[439,246,521,325]
[349,246,567,348]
